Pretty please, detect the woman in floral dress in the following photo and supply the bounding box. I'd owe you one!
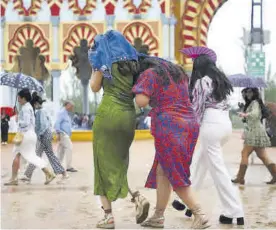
[133,57,210,229]
[232,87,276,184]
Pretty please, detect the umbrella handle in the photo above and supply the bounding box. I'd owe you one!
[14,88,18,114]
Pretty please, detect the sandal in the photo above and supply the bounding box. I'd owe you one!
[131,191,150,224]
[96,213,115,229]
[141,215,165,228]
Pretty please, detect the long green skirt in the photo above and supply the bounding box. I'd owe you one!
[93,100,136,201]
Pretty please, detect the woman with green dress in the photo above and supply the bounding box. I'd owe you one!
[88,30,149,229]
[232,88,276,184]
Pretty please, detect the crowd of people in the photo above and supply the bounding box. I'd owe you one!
[2,30,276,229]
[72,113,95,130]
[71,112,150,130]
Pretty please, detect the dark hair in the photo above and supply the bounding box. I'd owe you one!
[18,88,32,102]
[189,54,233,102]
[243,88,269,122]
[117,60,139,77]
[136,56,188,86]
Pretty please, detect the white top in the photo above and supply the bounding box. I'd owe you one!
[18,102,35,133]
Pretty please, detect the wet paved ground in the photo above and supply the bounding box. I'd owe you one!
[1,131,276,229]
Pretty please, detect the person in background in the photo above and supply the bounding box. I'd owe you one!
[232,87,276,184]
[54,101,77,172]
[1,111,10,145]
[4,88,55,186]
[20,93,69,183]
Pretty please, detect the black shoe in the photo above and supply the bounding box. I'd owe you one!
[66,168,78,172]
[219,215,244,225]
[172,200,192,217]
[172,200,186,211]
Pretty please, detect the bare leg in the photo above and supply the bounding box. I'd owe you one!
[155,164,172,215]
[4,153,21,185]
[240,145,254,165]
[97,196,114,229]
[255,147,273,165]
[100,196,112,211]
[141,164,172,228]
[174,186,198,211]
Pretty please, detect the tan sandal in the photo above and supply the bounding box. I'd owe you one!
[96,213,115,229]
[191,206,210,229]
[131,191,150,224]
[141,215,165,228]
[45,173,56,185]
[4,179,18,186]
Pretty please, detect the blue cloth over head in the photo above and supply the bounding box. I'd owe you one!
[88,30,138,79]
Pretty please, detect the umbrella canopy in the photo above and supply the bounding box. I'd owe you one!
[180,46,217,63]
[0,107,15,117]
[228,73,267,88]
[0,71,44,93]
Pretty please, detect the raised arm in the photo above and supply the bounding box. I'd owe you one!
[90,71,103,93]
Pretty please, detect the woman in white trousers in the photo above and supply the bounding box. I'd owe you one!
[173,49,244,225]
[4,88,55,186]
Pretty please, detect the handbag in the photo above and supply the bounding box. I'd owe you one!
[13,132,24,145]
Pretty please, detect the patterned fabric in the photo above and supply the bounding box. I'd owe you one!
[132,68,199,189]
[88,30,138,79]
[0,72,44,93]
[244,100,271,147]
[18,102,35,133]
[35,108,52,136]
[24,129,65,178]
[192,76,230,124]
[54,108,72,136]
[93,63,136,201]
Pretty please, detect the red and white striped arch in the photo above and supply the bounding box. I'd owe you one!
[181,0,227,65]
[12,0,43,16]
[63,23,98,62]
[123,0,152,14]
[123,22,159,56]
[68,0,97,15]
[8,24,50,64]
[1,0,9,16]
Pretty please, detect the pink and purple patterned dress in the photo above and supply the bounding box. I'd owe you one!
[132,68,199,189]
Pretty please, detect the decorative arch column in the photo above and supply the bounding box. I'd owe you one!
[48,0,63,115]
[180,0,227,70]
[102,0,117,30]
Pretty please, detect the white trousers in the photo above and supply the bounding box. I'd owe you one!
[191,109,244,218]
[57,133,73,170]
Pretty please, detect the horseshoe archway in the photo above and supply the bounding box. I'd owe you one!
[176,0,228,70]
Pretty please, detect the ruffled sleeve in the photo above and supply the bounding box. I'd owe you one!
[192,76,212,124]
[132,69,156,97]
